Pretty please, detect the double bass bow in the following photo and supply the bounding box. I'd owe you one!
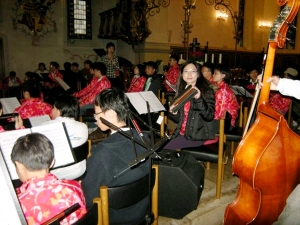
[224,1,300,224]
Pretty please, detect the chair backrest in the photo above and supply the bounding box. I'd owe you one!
[79,108,96,123]
[72,141,89,163]
[99,165,158,225]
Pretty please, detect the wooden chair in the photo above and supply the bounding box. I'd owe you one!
[46,165,158,225]
[79,108,96,125]
[181,112,231,199]
[226,101,249,155]
[46,200,101,225]
[97,165,159,225]
[158,90,168,137]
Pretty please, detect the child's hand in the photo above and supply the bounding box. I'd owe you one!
[15,115,23,129]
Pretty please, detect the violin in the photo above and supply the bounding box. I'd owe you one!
[224,1,300,224]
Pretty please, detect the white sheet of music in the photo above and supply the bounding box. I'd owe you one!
[0,123,74,180]
[0,97,21,114]
[29,115,51,127]
[0,152,26,225]
[126,91,166,114]
[31,123,74,168]
[0,129,31,180]
[54,76,70,91]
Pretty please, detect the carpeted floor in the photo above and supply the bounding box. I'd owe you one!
[158,147,240,225]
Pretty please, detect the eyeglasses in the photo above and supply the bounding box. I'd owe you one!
[93,111,103,120]
[183,70,198,74]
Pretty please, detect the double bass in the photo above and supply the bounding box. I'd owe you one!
[224,0,300,224]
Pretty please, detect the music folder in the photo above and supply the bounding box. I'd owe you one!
[125,91,166,114]
[0,122,75,180]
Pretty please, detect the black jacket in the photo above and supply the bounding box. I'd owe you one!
[82,130,150,224]
[146,74,163,96]
[169,87,216,141]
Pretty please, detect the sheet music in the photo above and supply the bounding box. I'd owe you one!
[165,80,176,92]
[230,85,253,98]
[0,123,75,180]
[125,91,166,114]
[29,115,51,127]
[0,129,31,180]
[54,76,70,91]
[0,97,21,114]
[0,151,27,225]
[31,123,74,168]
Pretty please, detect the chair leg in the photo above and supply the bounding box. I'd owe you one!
[221,163,225,181]
[206,162,210,169]
[231,141,235,155]
[152,165,159,225]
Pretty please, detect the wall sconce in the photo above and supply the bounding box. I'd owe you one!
[216,12,228,22]
[259,21,272,29]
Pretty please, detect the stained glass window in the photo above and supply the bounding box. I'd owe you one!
[67,0,92,39]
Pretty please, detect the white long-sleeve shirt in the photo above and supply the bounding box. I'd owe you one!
[277,78,300,100]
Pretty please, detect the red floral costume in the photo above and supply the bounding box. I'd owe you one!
[45,70,64,89]
[269,92,291,115]
[17,173,87,225]
[127,76,147,92]
[14,98,52,119]
[163,64,180,92]
[73,76,111,107]
[214,81,239,126]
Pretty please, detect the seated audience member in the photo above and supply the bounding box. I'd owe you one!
[34,62,48,74]
[5,71,23,99]
[201,62,214,83]
[144,61,163,96]
[71,62,80,73]
[73,62,111,114]
[62,61,78,94]
[80,60,93,87]
[212,64,239,129]
[14,80,52,119]
[24,71,40,82]
[45,61,63,89]
[164,61,215,150]
[42,95,88,180]
[34,62,48,80]
[44,61,64,104]
[82,88,150,224]
[5,71,22,87]
[11,133,87,225]
[201,62,218,93]
[163,54,180,93]
[241,66,259,94]
[127,64,147,92]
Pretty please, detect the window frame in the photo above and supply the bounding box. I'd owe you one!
[67,0,92,40]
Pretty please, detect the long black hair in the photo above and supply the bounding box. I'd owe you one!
[176,61,212,98]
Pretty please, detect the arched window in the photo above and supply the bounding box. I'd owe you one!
[67,0,92,40]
